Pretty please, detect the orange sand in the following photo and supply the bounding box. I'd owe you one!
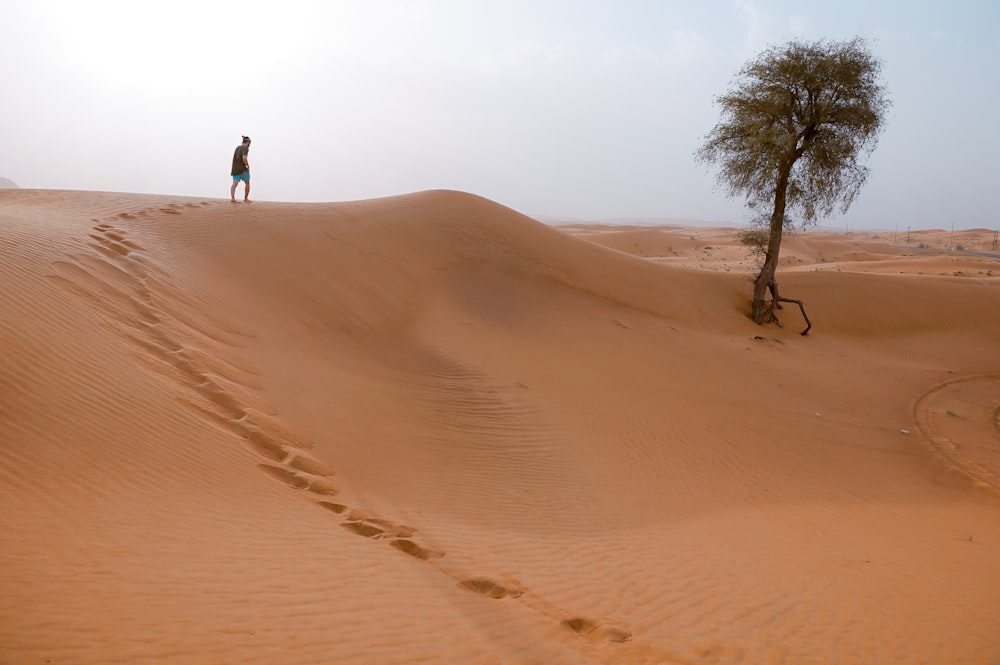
[1,189,998,664]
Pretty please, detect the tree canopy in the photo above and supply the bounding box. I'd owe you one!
[699,37,889,222]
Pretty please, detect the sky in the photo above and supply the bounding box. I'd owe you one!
[1,0,998,229]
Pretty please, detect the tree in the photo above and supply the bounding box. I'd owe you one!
[697,37,889,334]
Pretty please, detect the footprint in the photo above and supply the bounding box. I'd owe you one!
[341,521,385,538]
[317,501,347,514]
[94,228,135,249]
[561,617,597,635]
[327,505,441,560]
[118,238,145,251]
[458,577,524,599]
[257,464,309,490]
[390,538,443,561]
[286,452,336,477]
[561,616,632,643]
[304,477,339,496]
[88,237,130,257]
[255,462,338,495]
[242,429,287,462]
[193,379,247,420]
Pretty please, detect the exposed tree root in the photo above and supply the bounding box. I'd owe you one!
[758,281,812,335]
[774,295,812,335]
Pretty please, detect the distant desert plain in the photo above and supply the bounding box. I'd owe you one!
[1,189,998,664]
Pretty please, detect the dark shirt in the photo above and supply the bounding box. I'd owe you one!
[231,145,249,175]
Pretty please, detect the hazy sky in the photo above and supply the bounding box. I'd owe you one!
[2,1,998,229]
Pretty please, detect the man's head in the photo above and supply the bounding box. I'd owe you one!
[242,136,251,145]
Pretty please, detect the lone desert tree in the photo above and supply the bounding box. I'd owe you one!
[698,38,888,334]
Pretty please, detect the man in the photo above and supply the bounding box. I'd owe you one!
[230,136,251,202]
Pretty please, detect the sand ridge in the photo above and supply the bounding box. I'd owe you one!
[1,189,999,664]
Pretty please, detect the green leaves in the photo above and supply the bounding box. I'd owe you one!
[696,37,889,224]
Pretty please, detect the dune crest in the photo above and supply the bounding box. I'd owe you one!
[1,189,998,664]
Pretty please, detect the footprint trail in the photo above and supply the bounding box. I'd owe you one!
[52,207,644,656]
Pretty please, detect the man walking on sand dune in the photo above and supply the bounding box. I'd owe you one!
[230,135,251,202]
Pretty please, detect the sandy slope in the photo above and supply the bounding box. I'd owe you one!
[1,189,998,665]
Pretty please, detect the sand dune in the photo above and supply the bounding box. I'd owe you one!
[1,189,998,664]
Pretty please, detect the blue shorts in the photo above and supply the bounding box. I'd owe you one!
[232,171,250,182]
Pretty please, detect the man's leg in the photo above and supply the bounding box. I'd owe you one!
[230,179,238,202]
[244,180,251,202]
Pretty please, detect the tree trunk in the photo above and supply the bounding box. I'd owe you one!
[751,162,791,324]
[750,159,813,335]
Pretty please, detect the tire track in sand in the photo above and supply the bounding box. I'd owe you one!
[50,212,651,657]
[914,374,1000,495]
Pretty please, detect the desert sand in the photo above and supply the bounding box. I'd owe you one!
[1,189,998,664]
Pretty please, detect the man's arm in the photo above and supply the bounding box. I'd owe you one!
[242,148,249,170]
